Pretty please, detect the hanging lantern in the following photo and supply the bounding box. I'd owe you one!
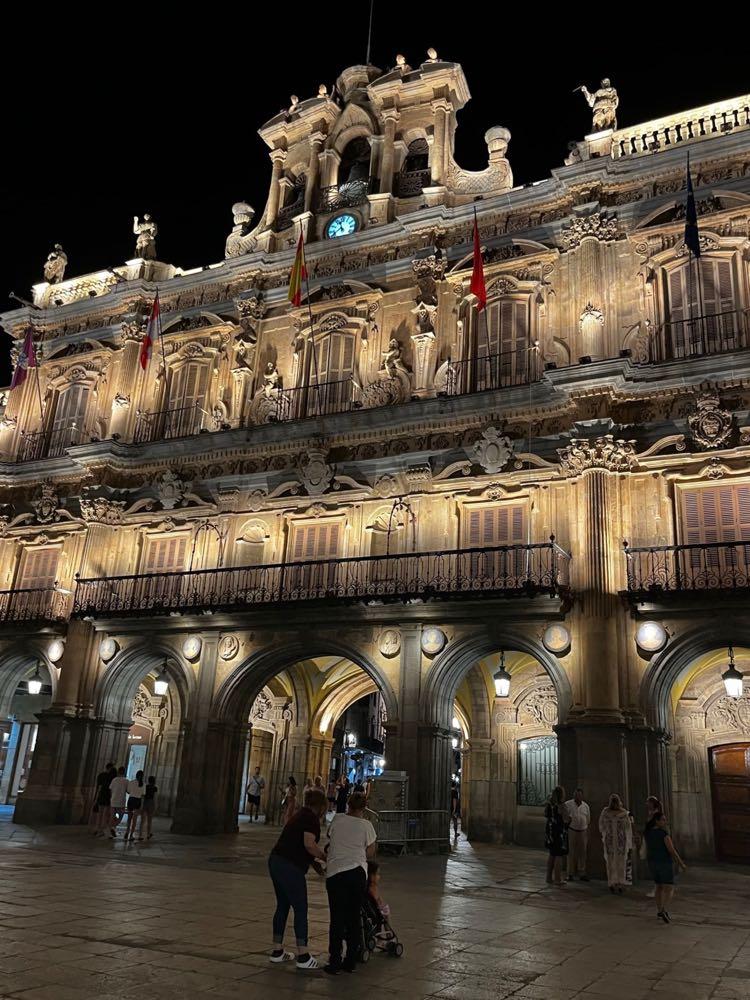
[154,660,170,697]
[493,650,511,698]
[27,665,43,696]
[722,646,744,700]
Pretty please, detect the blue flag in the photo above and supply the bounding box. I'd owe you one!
[684,155,701,258]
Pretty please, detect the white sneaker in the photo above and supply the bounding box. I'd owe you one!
[296,955,319,970]
[269,950,294,963]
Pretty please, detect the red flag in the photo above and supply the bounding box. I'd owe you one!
[288,231,307,307]
[470,214,487,312]
[140,293,160,370]
[10,328,37,390]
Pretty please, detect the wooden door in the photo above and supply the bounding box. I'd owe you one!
[710,743,750,861]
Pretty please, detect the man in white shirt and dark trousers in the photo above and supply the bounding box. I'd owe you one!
[246,766,266,822]
[565,788,590,880]
[324,791,377,975]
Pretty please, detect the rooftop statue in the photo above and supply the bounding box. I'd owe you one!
[578,78,619,132]
[133,214,157,260]
[43,244,67,284]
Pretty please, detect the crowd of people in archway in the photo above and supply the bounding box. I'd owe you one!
[89,762,158,841]
[544,786,687,922]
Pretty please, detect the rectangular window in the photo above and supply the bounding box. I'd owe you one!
[679,484,750,577]
[286,520,344,598]
[49,384,89,455]
[310,333,355,414]
[167,362,210,436]
[667,259,737,357]
[478,298,530,388]
[462,503,528,583]
[518,736,558,806]
[17,548,60,590]
[142,536,188,574]
[289,521,342,562]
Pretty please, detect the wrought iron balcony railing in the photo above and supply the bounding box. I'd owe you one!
[394,167,432,198]
[74,540,571,617]
[16,425,86,463]
[134,403,208,444]
[646,309,749,363]
[440,348,541,396]
[0,587,70,622]
[623,540,750,594]
[318,176,375,212]
[271,378,357,421]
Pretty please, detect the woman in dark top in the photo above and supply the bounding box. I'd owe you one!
[335,777,350,814]
[268,786,327,970]
[544,785,568,886]
[644,811,686,923]
[92,762,116,837]
[139,776,157,841]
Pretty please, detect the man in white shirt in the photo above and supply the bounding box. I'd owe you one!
[108,767,129,838]
[246,766,266,822]
[565,787,590,880]
[324,791,377,975]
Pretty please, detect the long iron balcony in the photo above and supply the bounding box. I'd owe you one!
[645,309,749,363]
[0,587,70,623]
[623,540,750,595]
[74,540,571,618]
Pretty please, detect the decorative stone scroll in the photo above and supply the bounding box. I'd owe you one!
[471,427,513,474]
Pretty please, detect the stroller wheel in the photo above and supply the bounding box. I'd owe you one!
[392,941,404,958]
[366,936,377,952]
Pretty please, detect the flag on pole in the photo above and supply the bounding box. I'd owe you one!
[140,292,160,370]
[470,212,487,311]
[10,328,37,390]
[684,154,701,258]
[288,231,307,307]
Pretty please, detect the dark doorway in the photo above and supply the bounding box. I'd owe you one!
[710,743,750,861]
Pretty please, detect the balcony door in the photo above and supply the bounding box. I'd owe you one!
[11,547,60,618]
[49,384,89,456]
[680,484,750,583]
[286,520,343,597]
[166,362,210,437]
[140,535,189,606]
[667,258,736,357]
[463,503,527,585]
[476,298,530,390]
[308,331,355,415]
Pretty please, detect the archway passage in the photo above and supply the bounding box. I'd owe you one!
[0,657,54,807]
[237,655,388,828]
[669,646,750,861]
[448,649,560,845]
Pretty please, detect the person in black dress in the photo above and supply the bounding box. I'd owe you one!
[544,785,568,885]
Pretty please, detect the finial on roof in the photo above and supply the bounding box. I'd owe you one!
[426,47,438,62]
[396,54,406,67]
[318,84,328,97]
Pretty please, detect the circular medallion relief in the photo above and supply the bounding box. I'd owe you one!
[47,639,65,663]
[182,635,202,661]
[219,635,240,661]
[635,621,667,653]
[99,637,119,662]
[542,624,571,656]
[421,627,447,656]
[378,629,401,658]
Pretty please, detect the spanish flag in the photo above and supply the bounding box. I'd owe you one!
[140,292,160,370]
[288,231,307,307]
[470,211,487,312]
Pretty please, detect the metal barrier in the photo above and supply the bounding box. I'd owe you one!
[368,809,450,854]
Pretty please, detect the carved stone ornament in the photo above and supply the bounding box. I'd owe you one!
[471,426,513,474]
[218,634,240,661]
[80,495,126,524]
[113,393,131,409]
[379,629,401,658]
[561,213,618,251]
[519,683,559,726]
[557,434,638,474]
[688,393,733,450]
[153,469,193,510]
[121,319,145,343]
[32,481,61,523]
[298,449,334,496]
[707,693,750,734]
[250,689,273,721]
[373,474,400,498]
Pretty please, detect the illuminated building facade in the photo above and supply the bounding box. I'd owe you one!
[1,54,750,861]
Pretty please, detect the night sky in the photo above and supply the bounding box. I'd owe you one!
[0,9,746,384]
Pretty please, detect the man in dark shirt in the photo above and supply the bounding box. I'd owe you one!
[268,787,327,970]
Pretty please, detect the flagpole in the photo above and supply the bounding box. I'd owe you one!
[474,210,494,389]
[300,235,326,421]
[153,290,173,434]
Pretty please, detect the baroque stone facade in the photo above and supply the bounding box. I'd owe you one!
[1,59,750,863]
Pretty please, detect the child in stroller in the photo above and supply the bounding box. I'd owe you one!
[361,861,403,959]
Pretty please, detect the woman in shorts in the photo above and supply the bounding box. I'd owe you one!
[139,776,157,840]
[124,770,145,842]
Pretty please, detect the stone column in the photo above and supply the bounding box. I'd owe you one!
[265,149,287,229]
[304,132,325,213]
[430,99,451,185]
[317,149,340,189]
[378,111,400,195]
[110,328,143,440]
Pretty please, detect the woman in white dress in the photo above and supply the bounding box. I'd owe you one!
[598,793,632,893]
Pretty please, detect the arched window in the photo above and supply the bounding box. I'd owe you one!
[395,139,430,197]
[166,361,210,437]
[666,257,737,357]
[338,137,371,186]
[48,383,89,455]
[476,297,531,389]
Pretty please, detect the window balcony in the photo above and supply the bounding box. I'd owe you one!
[0,587,70,623]
[317,176,376,213]
[440,348,541,396]
[645,309,749,363]
[74,539,571,618]
[134,403,209,444]
[270,378,357,421]
[623,540,750,595]
[16,426,86,463]
[394,168,432,198]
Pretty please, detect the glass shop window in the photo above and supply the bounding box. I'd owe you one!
[517,735,558,806]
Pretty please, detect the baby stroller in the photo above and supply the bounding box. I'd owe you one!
[359,892,404,961]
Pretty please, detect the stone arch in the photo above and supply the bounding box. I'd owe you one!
[311,670,378,738]
[0,642,58,717]
[94,641,195,724]
[422,629,572,729]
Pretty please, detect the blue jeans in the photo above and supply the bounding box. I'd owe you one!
[268,853,308,947]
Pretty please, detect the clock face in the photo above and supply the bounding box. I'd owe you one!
[326,213,357,238]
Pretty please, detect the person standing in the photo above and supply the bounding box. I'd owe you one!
[599,793,633,893]
[335,776,350,815]
[644,810,686,923]
[324,791,377,975]
[450,781,461,840]
[246,766,266,822]
[124,770,145,842]
[268,786,327,969]
[281,776,298,826]
[93,762,116,837]
[643,796,663,899]
[109,766,128,838]
[544,785,569,885]
[139,776,157,840]
[564,788,590,880]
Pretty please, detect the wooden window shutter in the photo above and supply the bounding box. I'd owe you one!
[290,521,342,562]
[143,536,188,573]
[52,384,89,435]
[681,485,750,544]
[668,268,687,325]
[18,548,60,589]
[464,504,526,547]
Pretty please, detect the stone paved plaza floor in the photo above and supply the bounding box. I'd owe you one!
[0,813,749,999]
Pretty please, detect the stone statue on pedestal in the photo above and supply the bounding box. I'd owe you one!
[579,79,619,132]
[43,244,67,284]
[133,214,157,259]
